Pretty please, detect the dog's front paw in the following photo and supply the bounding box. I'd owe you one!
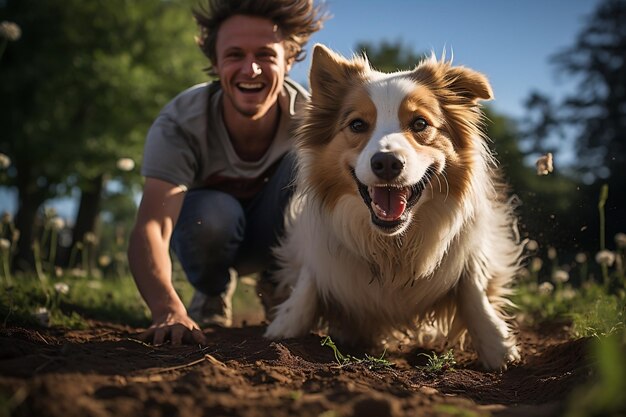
[264,312,308,340]
[263,270,317,340]
[477,339,520,371]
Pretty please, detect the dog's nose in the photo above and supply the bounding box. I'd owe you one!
[370,152,404,180]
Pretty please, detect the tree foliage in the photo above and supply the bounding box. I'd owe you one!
[524,0,626,245]
[0,0,207,266]
[356,40,425,72]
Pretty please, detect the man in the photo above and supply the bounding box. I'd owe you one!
[128,0,326,345]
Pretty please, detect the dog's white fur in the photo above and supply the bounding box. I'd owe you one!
[265,45,522,370]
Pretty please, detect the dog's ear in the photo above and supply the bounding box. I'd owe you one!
[445,66,493,103]
[309,44,367,104]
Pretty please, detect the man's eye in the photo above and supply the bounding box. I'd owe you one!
[349,118,369,133]
[256,51,277,61]
[225,52,243,59]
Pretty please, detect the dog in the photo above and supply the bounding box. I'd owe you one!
[265,44,522,370]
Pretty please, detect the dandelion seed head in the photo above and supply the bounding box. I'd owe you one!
[0,153,11,169]
[561,287,576,300]
[70,268,87,278]
[0,21,21,41]
[98,255,112,267]
[83,232,97,244]
[54,282,70,295]
[33,307,50,327]
[538,282,554,295]
[0,238,10,251]
[530,257,543,272]
[116,158,135,172]
[1,211,12,224]
[552,269,569,284]
[575,252,587,264]
[595,250,615,267]
[615,233,626,249]
[48,217,65,231]
[547,247,557,260]
[525,239,538,252]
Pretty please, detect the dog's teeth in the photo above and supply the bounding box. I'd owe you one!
[371,202,387,218]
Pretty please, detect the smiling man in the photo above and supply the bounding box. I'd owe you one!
[128,0,326,345]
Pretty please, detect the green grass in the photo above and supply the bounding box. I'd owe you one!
[417,349,457,373]
[565,330,626,417]
[320,336,394,370]
[0,273,151,328]
[513,280,625,339]
[0,268,264,330]
[569,294,625,339]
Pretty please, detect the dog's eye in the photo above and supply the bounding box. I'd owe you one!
[349,118,369,133]
[410,117,428,132]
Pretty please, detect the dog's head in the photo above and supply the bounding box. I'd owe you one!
[297,44,493,236]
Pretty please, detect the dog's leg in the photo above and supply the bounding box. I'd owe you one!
[457,274,519,370]
[264,267,317,339]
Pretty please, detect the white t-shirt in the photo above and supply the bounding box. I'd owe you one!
[141,78,308,200]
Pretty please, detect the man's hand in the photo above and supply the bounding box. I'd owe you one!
[139,311,207,346]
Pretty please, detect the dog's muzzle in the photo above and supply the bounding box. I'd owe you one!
[351,154,432,233]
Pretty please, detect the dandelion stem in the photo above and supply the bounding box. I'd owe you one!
[68,245,78,269]
[598,184,609,287]
[82,243,89,275]
[48,230,58,275]
[40,227,50,257]
[0,39,7,61]
[1,251,11,286]
[598,184,608,251]
[32,241,47,283]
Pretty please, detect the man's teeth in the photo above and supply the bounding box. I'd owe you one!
[238,82,263,89]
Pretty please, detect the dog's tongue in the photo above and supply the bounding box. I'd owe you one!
[371,187,408,221]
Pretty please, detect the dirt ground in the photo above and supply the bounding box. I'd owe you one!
[0,314,592,417]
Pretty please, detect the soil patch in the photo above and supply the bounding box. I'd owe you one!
[0,320,592,417]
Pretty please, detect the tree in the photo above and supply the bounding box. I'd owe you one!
[0,0,207,269]
[524,0,626,247]
[355,40,425,73]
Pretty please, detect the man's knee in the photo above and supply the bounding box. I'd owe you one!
[173,190,245,249]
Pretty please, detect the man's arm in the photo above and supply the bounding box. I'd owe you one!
[128,177,205,345]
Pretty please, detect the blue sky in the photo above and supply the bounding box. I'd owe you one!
[0,0,601,218]
[289,0,599,119]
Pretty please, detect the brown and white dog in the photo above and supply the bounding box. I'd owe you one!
[265,44,522,370]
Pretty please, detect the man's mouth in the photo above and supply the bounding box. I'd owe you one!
[237,82,264,93]
[350,169,431,232]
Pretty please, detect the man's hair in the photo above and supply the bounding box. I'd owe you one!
[193,0,328,75]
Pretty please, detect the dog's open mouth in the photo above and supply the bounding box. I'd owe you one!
[351,169,430,231]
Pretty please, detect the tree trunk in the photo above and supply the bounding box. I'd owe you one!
[68,174,105,272]
[13,189,46,272]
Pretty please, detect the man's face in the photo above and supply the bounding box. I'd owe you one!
[214,15,293,121]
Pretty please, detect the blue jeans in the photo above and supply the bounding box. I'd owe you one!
[171,152,296,296]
